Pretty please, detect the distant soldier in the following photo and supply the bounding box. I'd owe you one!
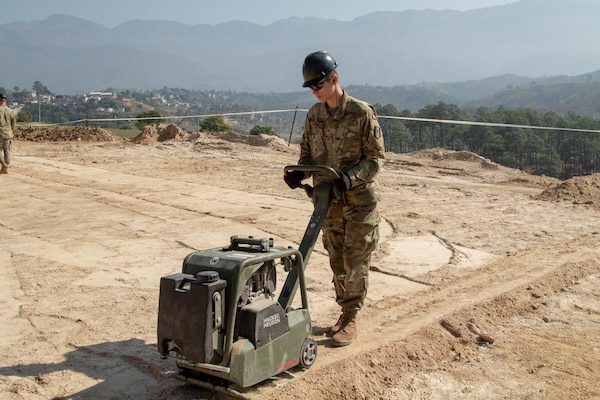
[0,93,15,174]
[284,51,385,346]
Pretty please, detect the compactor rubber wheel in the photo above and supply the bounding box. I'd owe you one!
[299,338,317,368]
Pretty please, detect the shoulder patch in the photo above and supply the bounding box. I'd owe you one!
[374,126,381,139]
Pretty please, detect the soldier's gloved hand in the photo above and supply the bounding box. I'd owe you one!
[284,170,304,189]
[333,171,352,193]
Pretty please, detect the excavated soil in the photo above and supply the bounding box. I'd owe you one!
[1,126,599,400]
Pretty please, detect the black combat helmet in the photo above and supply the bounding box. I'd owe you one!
[302,51,338,87]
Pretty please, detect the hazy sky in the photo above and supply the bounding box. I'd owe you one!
[2,0,517,27]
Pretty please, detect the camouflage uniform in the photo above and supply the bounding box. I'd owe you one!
[298,90,385,312]
[0,101,15,170]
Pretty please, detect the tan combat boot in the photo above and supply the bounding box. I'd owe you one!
[331,311,357,347]
[329,313,346,336]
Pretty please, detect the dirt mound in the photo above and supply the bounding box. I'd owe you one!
[14,126,119,142]
[536,172,600,208]
[130,125,290,151]
[409,147,498,169]
[202,131,291,151]
[131,123,189,144]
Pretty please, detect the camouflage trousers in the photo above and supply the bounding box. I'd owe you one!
[0,139,10,167]
[322,198,379,312]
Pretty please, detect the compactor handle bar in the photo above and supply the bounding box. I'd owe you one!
[284,164,340,180]
[278,165,338,310]
[284,165,339,198]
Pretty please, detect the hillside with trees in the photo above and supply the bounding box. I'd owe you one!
[7,75,600,180]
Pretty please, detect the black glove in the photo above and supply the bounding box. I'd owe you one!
[333,171,351,193]
[284,170,304,189]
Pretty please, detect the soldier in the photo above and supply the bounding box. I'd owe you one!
[0,93,15,174]
[284,51,385,346]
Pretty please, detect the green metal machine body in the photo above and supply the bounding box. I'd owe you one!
[157,166,337,391]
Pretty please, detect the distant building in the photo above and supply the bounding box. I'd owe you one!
[85,92,116,102]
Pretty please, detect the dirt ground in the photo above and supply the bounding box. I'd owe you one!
[1,125,599,400]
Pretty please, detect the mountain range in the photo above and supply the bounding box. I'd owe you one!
[0,0,599,95]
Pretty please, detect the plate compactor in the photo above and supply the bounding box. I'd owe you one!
[157,165,338,396]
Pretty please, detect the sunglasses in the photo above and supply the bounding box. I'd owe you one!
[309,78,330,91]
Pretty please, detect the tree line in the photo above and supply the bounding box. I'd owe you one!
[375,102,600,179]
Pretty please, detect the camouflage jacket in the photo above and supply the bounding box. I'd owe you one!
[0,105,15,139]
[299,91,385,204]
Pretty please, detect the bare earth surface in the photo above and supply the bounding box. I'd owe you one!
[1,126,599,400]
